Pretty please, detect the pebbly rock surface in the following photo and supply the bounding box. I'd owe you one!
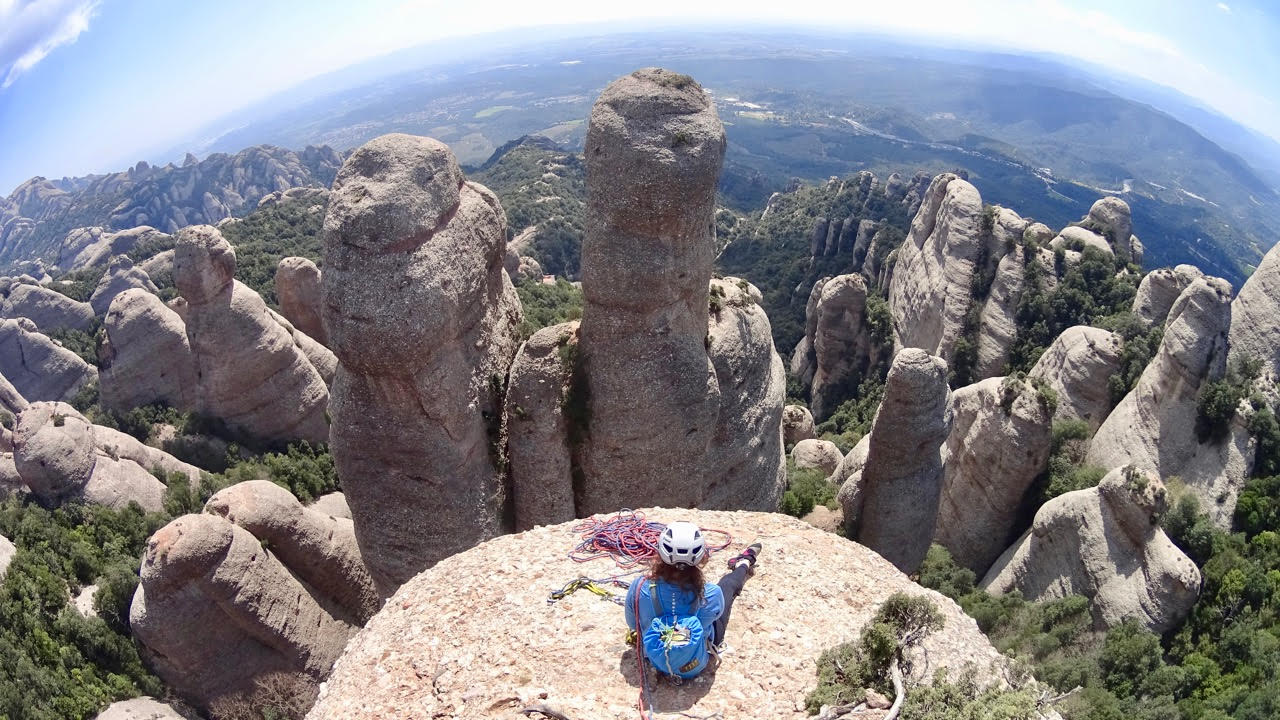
[98,289,197,413]
[576,68,729,513]
[934,376,1054,574]
[89,255,159,316]
[702,277,787,511]
[174,225,330,445]
[886,174,985,366]
[982,467,1200,633]
[13,402,170,511]
[1228,240,1280,379]
[0,317,97,403]
[130,509,363,714]
[275,256,328,346]
[782,404,816,447]
[808,274,872,421]
[792,438,843,477]
[308,509,1012,720]
[841,349,951,573]
[506,322,578,531]
[1,283,95,333]
[1088,277,1251,525]
[1029,326,1124,431]
[1132,264,1204,327]
[322,133,522,595]
[93,696,191,720]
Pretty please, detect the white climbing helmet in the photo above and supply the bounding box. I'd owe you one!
[658,521,707,567]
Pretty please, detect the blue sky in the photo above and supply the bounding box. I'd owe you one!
[1,0,1277,195]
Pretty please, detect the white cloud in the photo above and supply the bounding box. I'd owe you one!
[1217,2,1232,13]
[0,0,99,88]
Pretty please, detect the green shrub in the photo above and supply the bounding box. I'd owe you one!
[516,279,583,339]
[779,460,837,518]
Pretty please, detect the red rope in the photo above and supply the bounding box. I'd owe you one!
[568,509,732,569]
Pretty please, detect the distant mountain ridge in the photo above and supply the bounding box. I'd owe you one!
[0,145,343,271]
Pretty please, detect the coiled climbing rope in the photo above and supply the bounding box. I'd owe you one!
[567,509,732,568]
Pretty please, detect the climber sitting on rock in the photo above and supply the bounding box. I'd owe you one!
[624,521,761,681]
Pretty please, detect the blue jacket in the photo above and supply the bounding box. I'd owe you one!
[624,577,724,678]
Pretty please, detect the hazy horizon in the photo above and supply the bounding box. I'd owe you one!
[1,0,1278,195]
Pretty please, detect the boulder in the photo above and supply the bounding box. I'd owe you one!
[130,512,362,714]
[1086,197,1141,264]
[1088,278,1250,525]
[99,289,197,413]
[1029,326,1124,431]
[791,438,842,477]
[64,225,171,272]
[1132,264,1204,327]
[174,225,330,445]
[934,376,1054,574]
[982,467,1200,633]
[309,509,1012,720]
[782,405,816,447]
[576,68,728,513]
[275,257,327,346]
[506,322,578,531]
[1,283,94,332]
[94,696,190,720]
[0,533,13,581]
[808,274,872,421]
[887,174,985,365]
[309,492,351,520]
[1228,240,1280,379]
[322,133,522,595]
[0,318,97,403]
[139,249,175,287]
[842,349,952,573]
[267,308,337,385]
[0,371,28,416]
[89,255,158,316]
[1050,226,1113,257]
[13,402,168,511]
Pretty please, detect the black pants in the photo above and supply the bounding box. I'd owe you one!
[712,565,750,646]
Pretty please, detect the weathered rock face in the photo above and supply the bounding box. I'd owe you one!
[308,509,1012,720]
[982,467,1200,633]
[1,283,94,332]
[1086,197,1142,264]
[309,492,351,520]
[139,249,174,287]
[13,402,170,511]
[843,349,952,573]
[275,257,328,346]
[0,318,97,403]
[0,533,13,582]
[809,274,872,421]
[974,240,1054,379]
[935,376,1054,574]
[1228,240,1280,379]
[886,174,984,365]
[61,225,171,272]
[322,133,522,595]
[791,438,843,477]
[1029,326,1124,431]
[700,277,787,511]
[268,308,337,386]
[94,696,190,720]
[131,506,362,714]
[1133,264,1204,327]
[506,322,578,532]
[0,371,28,416]
[98,289,197,413]
[1051,226,1113,258]
[851,219,876,269]
[90,255,158,316]
[782,404,816,447]
[788,278,826,388]
[1088,278,1251,525]
[577,68,727,514]
[204,481,379,624]
[175,225,330,445]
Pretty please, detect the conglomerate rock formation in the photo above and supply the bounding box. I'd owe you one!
[575,69,784,515]
[322,133,522,595]
[130,481,371,714]
[839,348,951,573]
[1088,277,1252,525]
[89,255,158,316]
[308,510,1011,720]
[98,289,197,413]
[1,282,94,332]
[1228,240,1280,379]
[934,375,1054,574]
[275,256,328,346]
[1028,325,1124,431]
[174,225,330,445]
[0,317,96,402]
[982,467,1201,633]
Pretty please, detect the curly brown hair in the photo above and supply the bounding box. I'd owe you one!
[649,557,705,605]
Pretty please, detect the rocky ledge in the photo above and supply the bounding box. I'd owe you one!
[309,509,1010,720]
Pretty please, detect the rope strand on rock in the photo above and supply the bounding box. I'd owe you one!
[568,509,732,568]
